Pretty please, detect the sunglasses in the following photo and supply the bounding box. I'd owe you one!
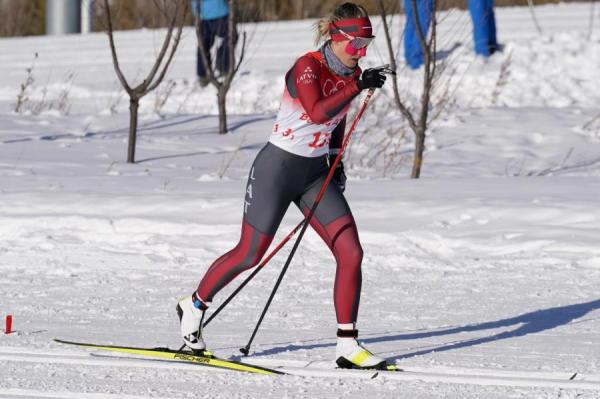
[335,27,373,57]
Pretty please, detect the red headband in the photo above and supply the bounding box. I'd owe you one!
[329,17,374,41]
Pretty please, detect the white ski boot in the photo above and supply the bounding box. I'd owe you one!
[176,294,207,352]
[335,328,387,370]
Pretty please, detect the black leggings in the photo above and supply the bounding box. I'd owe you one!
[196,143,363,323]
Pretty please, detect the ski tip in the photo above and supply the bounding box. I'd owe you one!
[53,338,76,345]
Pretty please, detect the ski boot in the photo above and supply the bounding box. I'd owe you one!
[176,293,208,353]
[335,328,388,370]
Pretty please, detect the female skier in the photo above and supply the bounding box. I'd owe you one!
[177,2,389,369]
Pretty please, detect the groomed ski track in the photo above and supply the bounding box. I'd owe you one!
[1,347,599,391]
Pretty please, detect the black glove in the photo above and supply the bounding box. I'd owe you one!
[357,67,387,90]
[329,154,347,193]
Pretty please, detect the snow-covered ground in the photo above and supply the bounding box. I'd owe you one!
[1,3,600,398]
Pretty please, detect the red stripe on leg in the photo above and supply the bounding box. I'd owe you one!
[197,221,273,301]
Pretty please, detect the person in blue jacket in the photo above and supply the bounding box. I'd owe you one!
[191,0,230,86]
[468,0,499,57]
[403,0,433,69]
[403,0,499,69]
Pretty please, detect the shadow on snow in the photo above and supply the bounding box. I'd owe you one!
[246,299,600,360]
[1,114,274,144]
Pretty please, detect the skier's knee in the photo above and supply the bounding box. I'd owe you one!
[347,244,363,268]
[337,243,363,272]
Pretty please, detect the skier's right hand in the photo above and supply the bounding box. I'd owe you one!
[329,155,347,193]
[357,67,387,90]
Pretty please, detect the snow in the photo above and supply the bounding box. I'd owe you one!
[1,2,600,398]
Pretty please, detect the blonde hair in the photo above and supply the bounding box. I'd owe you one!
[314,2,369,45]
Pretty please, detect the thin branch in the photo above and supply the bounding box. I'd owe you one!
[377,0,417,132]
[412,0,433,130]
[527,0,543,35]
[230,33,247,83]
[229,0,248,85]
[103,0,132,94]
[223,0,241,88]
[410,0,429,58]
[430,0,438,86]
[142,0,180,92]
[147,1,188,92]
[582,111,600,131]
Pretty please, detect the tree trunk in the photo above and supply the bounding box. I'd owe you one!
[217,89,228,134]
[127,98,139,163]
[411,130,425,179]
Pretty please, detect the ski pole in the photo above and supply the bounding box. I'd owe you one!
[240,88,377,356]
[202,219,305,328]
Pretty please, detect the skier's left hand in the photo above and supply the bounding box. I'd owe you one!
[329,155,347,193]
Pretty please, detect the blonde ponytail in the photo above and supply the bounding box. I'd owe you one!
[314,18,332,45]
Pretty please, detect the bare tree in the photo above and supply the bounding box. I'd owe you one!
[378,0,438,178]
[194,0,247,134]
[103,0,188,163]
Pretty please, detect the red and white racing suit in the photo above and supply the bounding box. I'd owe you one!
[195,49,366,324]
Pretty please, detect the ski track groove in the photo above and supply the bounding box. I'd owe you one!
[1,348,600,391]
[0,389,171,399]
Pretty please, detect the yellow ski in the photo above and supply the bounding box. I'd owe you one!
[54,338,284,375]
